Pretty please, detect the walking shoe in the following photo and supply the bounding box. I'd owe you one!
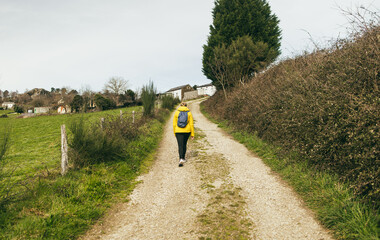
[179,159,186,167]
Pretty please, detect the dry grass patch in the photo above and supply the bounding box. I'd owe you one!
[198,182,253,240]
[190,129,254,240]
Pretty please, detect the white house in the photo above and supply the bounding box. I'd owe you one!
[1,102,15,109]
[34,107,50,114]
[166,84,194,101]
[197,83,216,96]
[57,106,71,114]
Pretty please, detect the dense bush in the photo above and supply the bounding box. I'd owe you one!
[68,114,143,168]
[203,25,380,207]
[70,95,84,112]
[141,81,156,116]
[13,105,23,114]
[102,114,142,142]
[68,118,123,167]
[94,94,116,111]
[161,94,180,110]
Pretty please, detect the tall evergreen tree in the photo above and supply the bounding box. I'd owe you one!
[202,0,281,90]
[70,95,84,112]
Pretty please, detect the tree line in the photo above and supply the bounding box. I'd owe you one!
[0,77,138,114]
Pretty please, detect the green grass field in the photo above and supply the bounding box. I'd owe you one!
[0,109,15,117]
[0,106,167,239]
[1,107,141,182]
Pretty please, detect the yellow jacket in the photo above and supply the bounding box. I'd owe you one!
[173,106,194,137]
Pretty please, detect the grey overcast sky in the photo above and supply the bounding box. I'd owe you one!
[0,0,378,93]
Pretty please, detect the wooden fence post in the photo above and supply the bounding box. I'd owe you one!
[132,111,135,124]
[120,110,123,121]
[61,124,68,176]
[100,118,105,129]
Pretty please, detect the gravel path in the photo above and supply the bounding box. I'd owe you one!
[82,99,333,240]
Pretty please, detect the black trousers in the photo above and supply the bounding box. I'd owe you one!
[175,133,191,160]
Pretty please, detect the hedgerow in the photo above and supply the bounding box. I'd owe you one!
[68,113,144,168]
[203,24,379,207]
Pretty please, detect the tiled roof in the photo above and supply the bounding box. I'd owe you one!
[166,84,190,92]
[198,83,214,88]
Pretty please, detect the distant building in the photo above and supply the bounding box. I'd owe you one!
[57,106,65,114]
[1,102,15,109]
[197,83,216,96]
[34,107,50,114]
[166,84,194,101]
[57,98,72,114]
[57,106,71,114]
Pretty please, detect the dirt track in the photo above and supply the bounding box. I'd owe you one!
[82,99,332,240]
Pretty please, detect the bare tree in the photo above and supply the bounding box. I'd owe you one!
[103,77,129,105]
[339,5,379,33]
[104,77,129,95]
[80,85,95,110]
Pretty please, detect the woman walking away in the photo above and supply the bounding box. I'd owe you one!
[173,102,194,167]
